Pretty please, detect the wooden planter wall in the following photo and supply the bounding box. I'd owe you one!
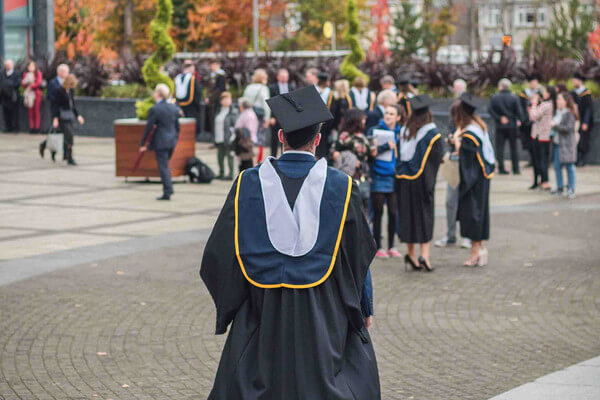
[114,118,196,178]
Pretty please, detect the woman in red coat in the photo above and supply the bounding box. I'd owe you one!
[21,61,43,133]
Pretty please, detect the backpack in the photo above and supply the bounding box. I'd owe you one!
[185,157,215,183]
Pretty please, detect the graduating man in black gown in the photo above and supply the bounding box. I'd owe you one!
[200,86,380,400]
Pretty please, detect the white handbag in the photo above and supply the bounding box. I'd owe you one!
[46,129,64,153]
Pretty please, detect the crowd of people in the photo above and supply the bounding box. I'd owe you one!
[172,61,593,269]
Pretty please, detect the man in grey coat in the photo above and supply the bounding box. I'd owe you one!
[140,84,180,200]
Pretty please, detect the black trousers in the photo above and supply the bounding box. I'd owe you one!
[60,119,75,161]
[495,127,520,173]
[181,103,201,137]
[155,148,174,197]
[372,191,397,250]
[2,103,19,132]
[533,140,550,184]
[577,128,592,165]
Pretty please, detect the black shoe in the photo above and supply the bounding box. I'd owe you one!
[224,175,233,181]
[67,159,77,166]
[156,195,171,201]
[419,256,434,272]
[51,151,56,162]
[498,169,509,175]
[404,254,422,272]
[528,184,538,190]
[39,142,46,158]
[513,171,520,175]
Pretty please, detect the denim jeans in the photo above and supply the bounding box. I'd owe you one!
[552,144,576,191]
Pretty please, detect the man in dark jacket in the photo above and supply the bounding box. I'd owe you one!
[205,60,227,137]
[571,72,595,167]
[0,60,21,132]
[140,84,180,200]
[365,89,397,132]
[489,78,524,174]
[268,68,295,157]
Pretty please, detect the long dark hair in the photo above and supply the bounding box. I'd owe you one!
[404,110,433,139]
[340,108,365,135]
[451,101,487,132]
[557,92,579,121]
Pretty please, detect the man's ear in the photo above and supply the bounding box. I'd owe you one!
[314,133,321,147]
[278,129,285,144]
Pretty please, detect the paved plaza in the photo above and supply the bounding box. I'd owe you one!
[0,133,599,399]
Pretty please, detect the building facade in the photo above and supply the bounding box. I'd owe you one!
[1,0,54,61]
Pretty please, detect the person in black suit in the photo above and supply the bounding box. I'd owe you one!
[206,60,227,138]
[51,74,85,165]
[489,78,524,174]
[365,89,397,132]
[175,60,203,137]
[571,72,595,167]
[0,60,21,132]
[268,68,295,157]
[140,84,180,201]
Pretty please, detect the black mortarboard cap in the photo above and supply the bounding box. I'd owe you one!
[459,93,477,115]
[397,74,410,85]
[573,71,586,81]
[526,73,540,82]
[409,94,433,115]
[317,72,329,83]
[266,86,334,148]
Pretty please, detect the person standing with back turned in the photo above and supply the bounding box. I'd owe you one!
[200,86,380,400]
[140,84,180,201]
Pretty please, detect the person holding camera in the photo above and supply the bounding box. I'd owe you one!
[51,74,85,165]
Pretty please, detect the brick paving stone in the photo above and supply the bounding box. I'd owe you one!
[1,193,600,399]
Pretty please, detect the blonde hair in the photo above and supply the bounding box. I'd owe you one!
[334,79,350,99]
[353,76,367,89]
[252,68,268,85]
[63,74,78,90]
[155,83,171,99]
[376,89,398,106]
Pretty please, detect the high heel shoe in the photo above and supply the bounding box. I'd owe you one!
[419,256,434,272]
[478,247,488,267]
[51,151,56,162]
[404,254,421,272]
[39,142,46,158]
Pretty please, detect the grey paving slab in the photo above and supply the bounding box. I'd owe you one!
[0,228,210,287]
[489,356,600,400]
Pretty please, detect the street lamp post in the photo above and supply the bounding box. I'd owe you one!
[0,0,4,60]
[253,0,259,53]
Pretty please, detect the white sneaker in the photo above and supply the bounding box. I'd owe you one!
[435,237,456,247]
[567,189,576,200]
[460,238,471,249]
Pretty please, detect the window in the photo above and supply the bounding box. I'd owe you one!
[3,0,33,59]
[484,7,501,28]
[515,7,547,27]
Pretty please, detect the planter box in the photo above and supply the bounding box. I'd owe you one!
[114,118,196,178]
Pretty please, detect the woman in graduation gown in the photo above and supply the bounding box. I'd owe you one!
[395,94,444,272]
[451,93,495,267]
[200,86,380,400]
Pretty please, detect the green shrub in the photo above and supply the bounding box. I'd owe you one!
[135,0,176,119]
[101,84,151,99]
[340,0,368,84]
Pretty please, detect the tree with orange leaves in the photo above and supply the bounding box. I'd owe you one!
[184,0,286,51]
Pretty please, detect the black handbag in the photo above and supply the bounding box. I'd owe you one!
[59,92,76,121]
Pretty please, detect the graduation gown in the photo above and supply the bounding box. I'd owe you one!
[457,124,495,241]
[200,154,380,400]
[571,87,594,154]
[395,123,443,244]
